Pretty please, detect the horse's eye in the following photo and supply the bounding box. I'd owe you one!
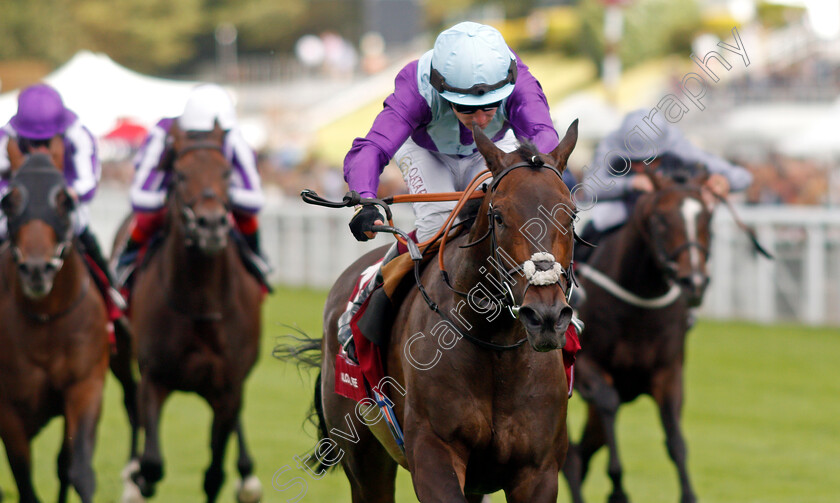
[223,169,233,180]
[493,212,505,227]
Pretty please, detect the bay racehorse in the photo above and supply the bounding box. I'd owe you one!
[119,125,263,503]
[563,168,713,503]
[0,153,110,503]
[292,122,579,502]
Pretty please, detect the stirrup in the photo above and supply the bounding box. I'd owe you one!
[108,286,128,311]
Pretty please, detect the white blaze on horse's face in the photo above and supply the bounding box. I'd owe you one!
[680,197,704,271]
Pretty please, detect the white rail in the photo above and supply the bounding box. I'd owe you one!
[89,189,840,326]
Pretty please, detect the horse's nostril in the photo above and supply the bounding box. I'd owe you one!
[519,306,541,328]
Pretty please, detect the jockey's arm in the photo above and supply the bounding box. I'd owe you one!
[65,122,100,203]
[129,122,169,212]
[226,128,264,214]
[344,62,429,199]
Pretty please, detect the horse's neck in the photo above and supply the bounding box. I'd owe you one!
[162,221,232,298]
[606,223,672,297]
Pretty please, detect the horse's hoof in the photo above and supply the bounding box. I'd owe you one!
[120,459,145,503]
[121,459,140,482]
[121,480,145,503]
[235,475,263,503]
[607,493,630,503]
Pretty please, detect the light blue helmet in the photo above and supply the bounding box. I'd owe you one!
[430,22,517,106]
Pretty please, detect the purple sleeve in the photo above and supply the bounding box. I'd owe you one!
[505,52,560,154]
[343,61,431,198]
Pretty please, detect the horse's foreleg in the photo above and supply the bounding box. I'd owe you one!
[504,467,560,503]
[203,395,240,503]
[652,367,696,503]
[563,404,606,503]
[0,413,39,503]
[111,317,140,460]
[405,430,469,503]
[135,379,171,498]
[64,374,106,503]
[581,375,629,503]
[56,440,70,503]
[233,420,262,503]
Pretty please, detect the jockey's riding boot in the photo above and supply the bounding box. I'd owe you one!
[337,242,400,362]
[78,228,127,312]
[238,228,273,292]
[115,235,144,290]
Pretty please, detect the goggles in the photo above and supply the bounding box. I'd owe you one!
[450,101,502,114]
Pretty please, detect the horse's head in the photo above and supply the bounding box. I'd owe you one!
[636,166,713,307]
[471,121,578,352]
[1,153,75,299]
[166,124,232,255]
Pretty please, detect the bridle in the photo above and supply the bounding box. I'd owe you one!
[637,187,710,282]
[419,158,576,351]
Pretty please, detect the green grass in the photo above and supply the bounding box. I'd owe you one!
[2,287,840,502]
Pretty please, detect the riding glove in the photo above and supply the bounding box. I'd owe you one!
[349,205,383,241]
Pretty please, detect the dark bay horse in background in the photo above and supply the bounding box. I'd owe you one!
[298,122,580,502]
[563,169,713,503]
[119,126,264,503]
[0,154,110,503]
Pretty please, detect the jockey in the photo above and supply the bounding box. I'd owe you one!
[574,108,753,264]
[0,83,124,314]
[346,21,575,243]
[338,21,578,357]
[115,83,267,288]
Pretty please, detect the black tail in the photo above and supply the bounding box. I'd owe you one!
[272,327,335,473]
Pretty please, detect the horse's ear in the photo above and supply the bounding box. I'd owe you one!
[210,122,226,145]
[691,163,710,187]
[549,119,578,171]
[47,135,65,172]
[472,124,507,176]
[7,137,25,173]
[641,163,668,191]
[169,120,186,153]
[54,188,77,216]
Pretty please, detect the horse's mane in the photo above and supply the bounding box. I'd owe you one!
[515,140,543,167]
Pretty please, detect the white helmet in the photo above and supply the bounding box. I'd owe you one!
[178,84,237,131]
[430,22,517,106]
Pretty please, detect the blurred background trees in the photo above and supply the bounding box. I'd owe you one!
[0,0,809,78]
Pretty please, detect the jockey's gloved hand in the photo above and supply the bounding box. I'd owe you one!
[349,205,384,242]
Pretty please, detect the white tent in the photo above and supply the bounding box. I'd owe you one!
[0,51,199,137]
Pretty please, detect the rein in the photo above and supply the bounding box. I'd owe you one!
[576,262,682,309]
